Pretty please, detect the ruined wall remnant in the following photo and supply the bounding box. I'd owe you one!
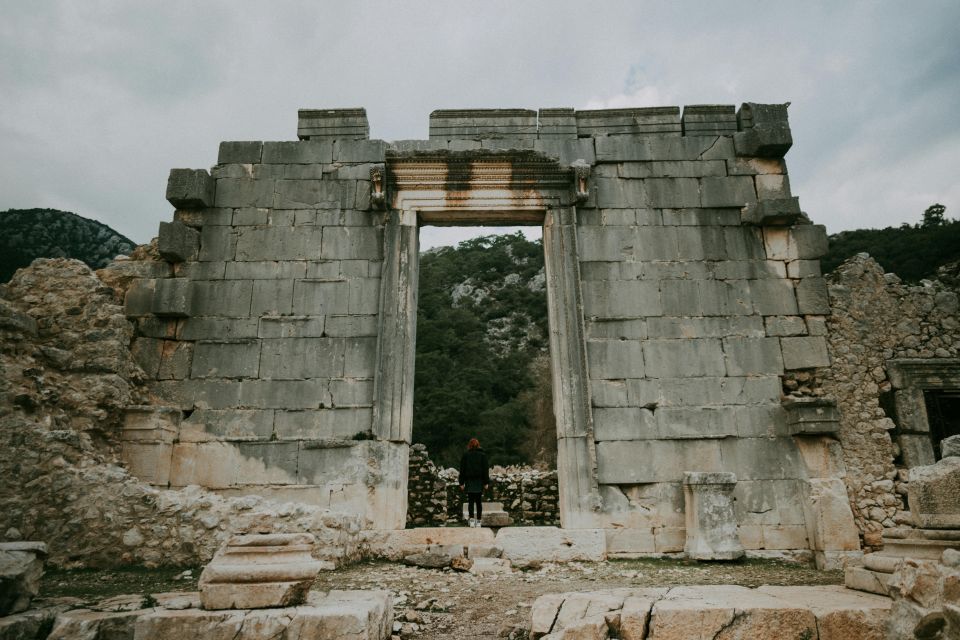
[823,254,960,547]
[0,259,363,568]
[15,103,867,561]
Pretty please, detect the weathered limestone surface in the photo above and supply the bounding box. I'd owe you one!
[909,456,960,529]
[528,585,890,640]
[0,542,47,615]
[682,472,744,560]
[135,590,391,640]
[885,553,960,640]
[199,533,324,610]
[823,255,960,547]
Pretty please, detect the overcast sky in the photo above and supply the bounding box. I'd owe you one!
[1,1,957,250]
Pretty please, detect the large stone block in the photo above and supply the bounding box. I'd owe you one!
[218,141,263,164]
[191,280,254,318]
[780,336,830,369]
[214,178,274,208]
[699,176,757,207]
[586,340,645,379]
[657,406,737,439]
[909,457,960,528]
[158,221,200,263]
[698,279,752,316]
[297,108,370,141]
[718,437,805,480]
[495,527,605,563]
[179,409,274,442]
[595,134,724,162]
[250,280,294,316]
[750,278,798,316]
[795,276,831,314]
[274,408,372,440]
[198,226,237,262]
[593,407,656,441]
[261,140,334,164]
[134,589,391,639]
[240,380,332,410]
[683,472,745,560]
[152,278,191,318]
[191,341,261,379]
[722,337,784,376]
[643,339,726,377]
[259,337,345,379]
[597,440,723,483]
[167,169,214,208]
[734,102,793,157]
[235,227,323,261]
[649,585,816,639]
[582,280,662,318]
[199,533,324,610]
[321,227,382,260]
[802,478,861,555]
[674,227,728,261]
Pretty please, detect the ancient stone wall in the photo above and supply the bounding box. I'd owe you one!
[109,104,860,560]
[823,255,960,547]
[0,259,363,568]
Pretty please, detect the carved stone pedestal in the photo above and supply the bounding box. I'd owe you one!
[199,533,324,610]
[683,472,745,561]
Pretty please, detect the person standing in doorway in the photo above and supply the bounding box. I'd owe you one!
[459,437,489,527]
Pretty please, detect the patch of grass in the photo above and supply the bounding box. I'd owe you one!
[41,566,200,601]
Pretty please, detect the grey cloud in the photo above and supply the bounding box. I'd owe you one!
[0,1,957,243]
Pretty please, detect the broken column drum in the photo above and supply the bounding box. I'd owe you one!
[120,104,859,558]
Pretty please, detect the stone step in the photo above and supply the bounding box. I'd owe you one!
[880,537,958,561]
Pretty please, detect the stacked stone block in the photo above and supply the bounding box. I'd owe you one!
[122,109,408,525]
[118,103,861,556]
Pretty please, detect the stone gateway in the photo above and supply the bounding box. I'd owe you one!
[121,104,860,563]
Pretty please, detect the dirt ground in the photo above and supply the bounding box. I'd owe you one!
[40,558,842,639]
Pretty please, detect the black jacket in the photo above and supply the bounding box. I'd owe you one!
[459,448,490,494]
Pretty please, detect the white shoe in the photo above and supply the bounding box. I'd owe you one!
[467,518,475,528]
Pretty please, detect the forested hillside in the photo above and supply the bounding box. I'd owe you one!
[412,233,555,469]
[821,204,959,281]
[0,208,135,282]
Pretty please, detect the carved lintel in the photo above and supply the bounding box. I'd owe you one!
[370,164,385,209]
[571,159,591,203]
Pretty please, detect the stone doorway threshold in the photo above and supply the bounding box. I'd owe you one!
[366,526,605,564]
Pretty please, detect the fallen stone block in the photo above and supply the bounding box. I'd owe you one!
[468,557,513,575]
[909,456,960,528]
[757,585,891,640]
[0,541,47,616]
[496,527,605,564]
[402,551,451,569]
[134,590,392,640]
[198,533,323,610]
[48,608,150,640]
[649,585,817,639]
[0,605,70,640]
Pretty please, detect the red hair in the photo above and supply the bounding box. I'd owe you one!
[468,438,480,450]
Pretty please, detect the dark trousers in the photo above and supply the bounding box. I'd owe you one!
[467,492,483,520]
